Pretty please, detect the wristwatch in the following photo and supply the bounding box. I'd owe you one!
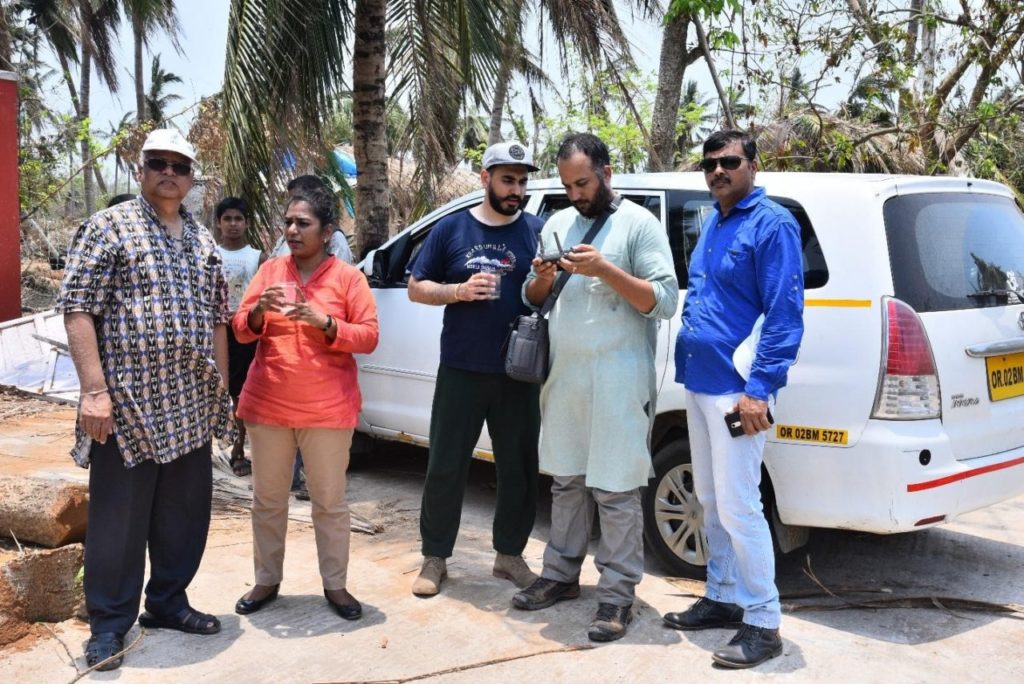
[322,314,333,331]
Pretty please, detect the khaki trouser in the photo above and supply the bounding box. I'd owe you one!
[245,422,353,590]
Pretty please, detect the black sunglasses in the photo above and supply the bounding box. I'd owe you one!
[145,157,193,176]
[699,155,746,173]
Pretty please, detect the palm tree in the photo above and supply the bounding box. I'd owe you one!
[222,0,511,255]
[121,0,181,124]
[144,53,182,122]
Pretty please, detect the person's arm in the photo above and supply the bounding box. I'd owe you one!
[408,273,496,305]
[65,313,113,443]
[327,271,380,353]
[562,245,657,313]
[213,324,228,385]
[525,258,558,306]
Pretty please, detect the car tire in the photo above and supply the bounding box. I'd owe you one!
[642,435,709,579]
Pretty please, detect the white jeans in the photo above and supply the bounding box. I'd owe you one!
[686,390,780,629]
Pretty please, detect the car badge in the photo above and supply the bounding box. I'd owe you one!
[1019,311,1024,331]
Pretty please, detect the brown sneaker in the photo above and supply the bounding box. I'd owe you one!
[412,556,447,597]
[588,602,633,642]
[492,553,537,588]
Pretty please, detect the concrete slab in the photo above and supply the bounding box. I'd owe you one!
[0,410,1022,682]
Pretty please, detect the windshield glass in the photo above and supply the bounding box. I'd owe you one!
[884,192,1024,312]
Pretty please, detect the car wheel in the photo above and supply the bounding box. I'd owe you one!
[642,436,709,579]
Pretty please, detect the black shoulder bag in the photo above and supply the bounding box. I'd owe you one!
[503,202,617,384]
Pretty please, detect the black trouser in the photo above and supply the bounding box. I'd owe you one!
[419,365,540,558]
[84,439,213,636]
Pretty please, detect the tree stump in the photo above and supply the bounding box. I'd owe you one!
[0,544,84,646]
[0,475,88,548]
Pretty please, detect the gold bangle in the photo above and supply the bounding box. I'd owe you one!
[83,387,109,396]
[454,283,463,303]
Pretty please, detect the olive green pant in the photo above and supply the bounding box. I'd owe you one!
[419,365,540,558]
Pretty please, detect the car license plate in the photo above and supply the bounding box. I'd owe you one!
[986,352,1024,401]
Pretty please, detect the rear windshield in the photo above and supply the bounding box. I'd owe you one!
[884,192,1024,313]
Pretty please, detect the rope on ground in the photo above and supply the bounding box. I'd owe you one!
[342,644,596,683]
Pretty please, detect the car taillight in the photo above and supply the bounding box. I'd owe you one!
[872,297,941,420]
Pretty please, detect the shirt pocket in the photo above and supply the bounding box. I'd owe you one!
[718,244,754,280]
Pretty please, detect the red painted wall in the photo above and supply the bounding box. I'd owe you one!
[0,72,21,322]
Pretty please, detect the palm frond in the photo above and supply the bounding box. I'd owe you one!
[222,0,353,238]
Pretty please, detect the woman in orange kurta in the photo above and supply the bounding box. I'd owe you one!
[231,188,378,621]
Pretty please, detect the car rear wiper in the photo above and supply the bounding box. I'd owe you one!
[967,288,1024,307]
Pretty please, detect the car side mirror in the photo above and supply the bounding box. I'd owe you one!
[362,248,377,277]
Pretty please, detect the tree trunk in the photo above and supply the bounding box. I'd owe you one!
[93,163,108,196]
[487,30,517,145]
[79,59,95,215]
[693,16,736,130]
[352,0,389,259]
[134,16,146,122]
[649,12,692,171]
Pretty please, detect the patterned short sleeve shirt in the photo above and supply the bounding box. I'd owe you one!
[58,196,235,468]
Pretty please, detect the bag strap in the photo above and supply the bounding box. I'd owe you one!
[539,196,621,317]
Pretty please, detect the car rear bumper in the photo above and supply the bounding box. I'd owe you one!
[769,419,1024,532]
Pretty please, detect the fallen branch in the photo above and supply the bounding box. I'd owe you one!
[344,644,596,684]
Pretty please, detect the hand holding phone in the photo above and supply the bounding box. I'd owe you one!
[724,405,774,438]
[538,233,572,268]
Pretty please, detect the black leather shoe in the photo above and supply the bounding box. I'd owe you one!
[663,597,743,630]
[324,590,362,620]
[235,585,280,615]
[511,577,580,611]
[85,632,124,671]
[712,624,784,668]
[587,603,633,642]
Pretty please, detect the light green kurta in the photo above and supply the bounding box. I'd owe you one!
[524,199,678,492]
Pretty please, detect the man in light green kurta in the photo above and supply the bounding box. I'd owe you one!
[511,133,678,642]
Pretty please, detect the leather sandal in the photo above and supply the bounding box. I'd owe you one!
[230,454,252,476]
[85,632,124,671]
[138,606,221,635]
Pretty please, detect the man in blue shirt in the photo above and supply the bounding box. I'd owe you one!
[407,141,544,597]
[663,130,804,668]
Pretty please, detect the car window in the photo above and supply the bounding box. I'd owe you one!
[884,192,1024,312]
[536,193,662,222]
[666,191,828,290]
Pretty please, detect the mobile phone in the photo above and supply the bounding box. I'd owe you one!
[724,406,774,437]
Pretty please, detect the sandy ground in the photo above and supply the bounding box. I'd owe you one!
[1,401,1022,682]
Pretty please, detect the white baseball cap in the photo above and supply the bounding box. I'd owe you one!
[482,141,539,172]
[141,128,198,164]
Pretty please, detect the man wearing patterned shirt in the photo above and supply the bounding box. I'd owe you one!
[59,129,234,671]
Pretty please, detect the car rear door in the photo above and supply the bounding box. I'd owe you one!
[884,189,1024,460]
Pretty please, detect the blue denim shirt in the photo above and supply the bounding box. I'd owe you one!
[675,186,804,400]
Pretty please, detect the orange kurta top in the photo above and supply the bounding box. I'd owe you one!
[232,255,379,428]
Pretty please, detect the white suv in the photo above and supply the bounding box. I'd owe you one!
[356,172,1024,577]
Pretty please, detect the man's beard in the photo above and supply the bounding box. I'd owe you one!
[487,185,522,216]
[574,181,613,218]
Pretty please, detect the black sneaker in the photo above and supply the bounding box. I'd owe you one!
[712,624,784,669]
[511,577,580,611]
[663,597,744,630]
[587,602,632,642]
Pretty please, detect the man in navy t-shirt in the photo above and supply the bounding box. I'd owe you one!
[407,141,544,597]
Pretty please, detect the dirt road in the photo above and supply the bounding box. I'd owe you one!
[1,402,1022,682]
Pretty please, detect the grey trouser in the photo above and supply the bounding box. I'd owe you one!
[540,475,644,607]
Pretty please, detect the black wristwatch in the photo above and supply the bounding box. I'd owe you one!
[322,315,333,331]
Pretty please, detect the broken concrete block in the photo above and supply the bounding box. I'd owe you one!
[0,475,88,548]
[0,544,84,646]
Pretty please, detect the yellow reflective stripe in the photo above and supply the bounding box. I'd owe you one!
[805,299,872,308]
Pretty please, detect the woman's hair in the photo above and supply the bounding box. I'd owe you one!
[216,196,251,221]
[287,187,337,229]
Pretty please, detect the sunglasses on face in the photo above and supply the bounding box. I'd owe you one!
[699,155,745,173]
[144,157,192,176]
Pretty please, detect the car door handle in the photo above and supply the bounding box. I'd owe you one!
[965,338,1024,357]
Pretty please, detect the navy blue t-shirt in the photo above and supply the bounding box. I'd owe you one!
[409,209,543,374]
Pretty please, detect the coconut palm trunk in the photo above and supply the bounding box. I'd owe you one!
[134,16,145,121]
[352,0,389,258]
[78,1,96,215]
[649,11,695,170]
